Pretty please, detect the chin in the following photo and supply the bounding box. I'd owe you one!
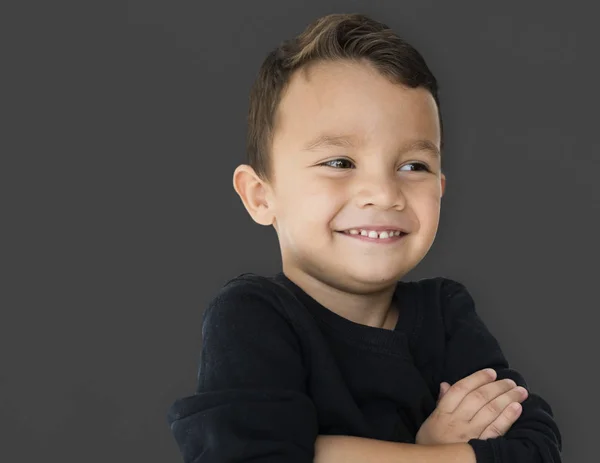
[344,267,404,289]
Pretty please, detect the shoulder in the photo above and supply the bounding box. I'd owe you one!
[409,276,477,330]
[213,273,281,305]
[195,274,310,391]
[207,273,287,314]
[409,275,471,304]
[202,273,299,338]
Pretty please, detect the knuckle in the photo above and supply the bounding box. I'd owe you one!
[444,414,456,428]
[487,422,503,437]
[471,389,488,403]
[452,382,468,393]
[485,401,501,415]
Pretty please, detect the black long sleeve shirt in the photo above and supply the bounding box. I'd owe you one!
[167,272,562,462]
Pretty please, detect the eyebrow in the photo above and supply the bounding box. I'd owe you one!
[301,134,441,158]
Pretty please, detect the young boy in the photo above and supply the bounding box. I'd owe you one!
[167,13,562,462]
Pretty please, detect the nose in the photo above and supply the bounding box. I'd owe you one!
[354,172,405,210]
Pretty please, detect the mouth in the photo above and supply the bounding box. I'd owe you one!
[336,228,408,242]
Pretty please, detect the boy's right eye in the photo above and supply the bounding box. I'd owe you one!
[320,158,355,169]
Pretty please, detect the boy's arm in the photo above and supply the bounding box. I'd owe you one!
[167,278,318,462]
[437,278,563,463]
[315,435,476,463]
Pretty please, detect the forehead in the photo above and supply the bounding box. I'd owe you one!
[272,59,440,153]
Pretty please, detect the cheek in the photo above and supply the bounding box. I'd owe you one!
[415,192,441,227]
[277,177,344,227]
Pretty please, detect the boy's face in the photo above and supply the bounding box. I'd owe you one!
[241,59,445,291]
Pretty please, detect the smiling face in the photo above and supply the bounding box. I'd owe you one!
[237,58,445,294]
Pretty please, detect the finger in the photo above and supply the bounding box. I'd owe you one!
[437,383,448,404]
[453,378,519,421]
[438,382,450,403]
[437,368,497,413]
[469,384,528,428]
[438,382,449,399]
[478,402,523,440]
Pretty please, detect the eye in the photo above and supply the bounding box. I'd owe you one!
[320,158,355,169]
[400,162,430,172]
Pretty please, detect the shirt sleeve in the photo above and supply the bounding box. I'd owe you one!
[166,277,319,462]
[438,278,563,463]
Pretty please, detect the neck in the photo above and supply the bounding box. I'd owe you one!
[282,266,399,329]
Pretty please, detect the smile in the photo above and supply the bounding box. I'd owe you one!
[337,229,408,242]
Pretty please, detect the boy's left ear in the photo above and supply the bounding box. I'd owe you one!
[232,164,275,226]
[440,172,446,197]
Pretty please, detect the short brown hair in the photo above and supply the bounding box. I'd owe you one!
[246,13,443,181]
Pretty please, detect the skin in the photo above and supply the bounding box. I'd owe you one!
[233,58,446,330]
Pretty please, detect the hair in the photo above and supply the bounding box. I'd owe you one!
[246,13,443,181]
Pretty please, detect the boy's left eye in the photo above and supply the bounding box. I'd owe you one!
[400,162,430,172]
[320,159,355,169]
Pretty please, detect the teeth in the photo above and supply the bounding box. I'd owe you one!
[346,229,405,239]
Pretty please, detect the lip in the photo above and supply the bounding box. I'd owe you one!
[337,225,409,234]
[336,230,408,243]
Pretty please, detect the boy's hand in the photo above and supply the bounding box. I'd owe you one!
[415,368,528,445]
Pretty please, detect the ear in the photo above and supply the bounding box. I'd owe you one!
[440,172,446,197]
[232,164,275,226]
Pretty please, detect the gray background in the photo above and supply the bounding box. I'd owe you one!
[3,0,597,461]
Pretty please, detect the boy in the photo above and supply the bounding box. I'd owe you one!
[167,13,562,462]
